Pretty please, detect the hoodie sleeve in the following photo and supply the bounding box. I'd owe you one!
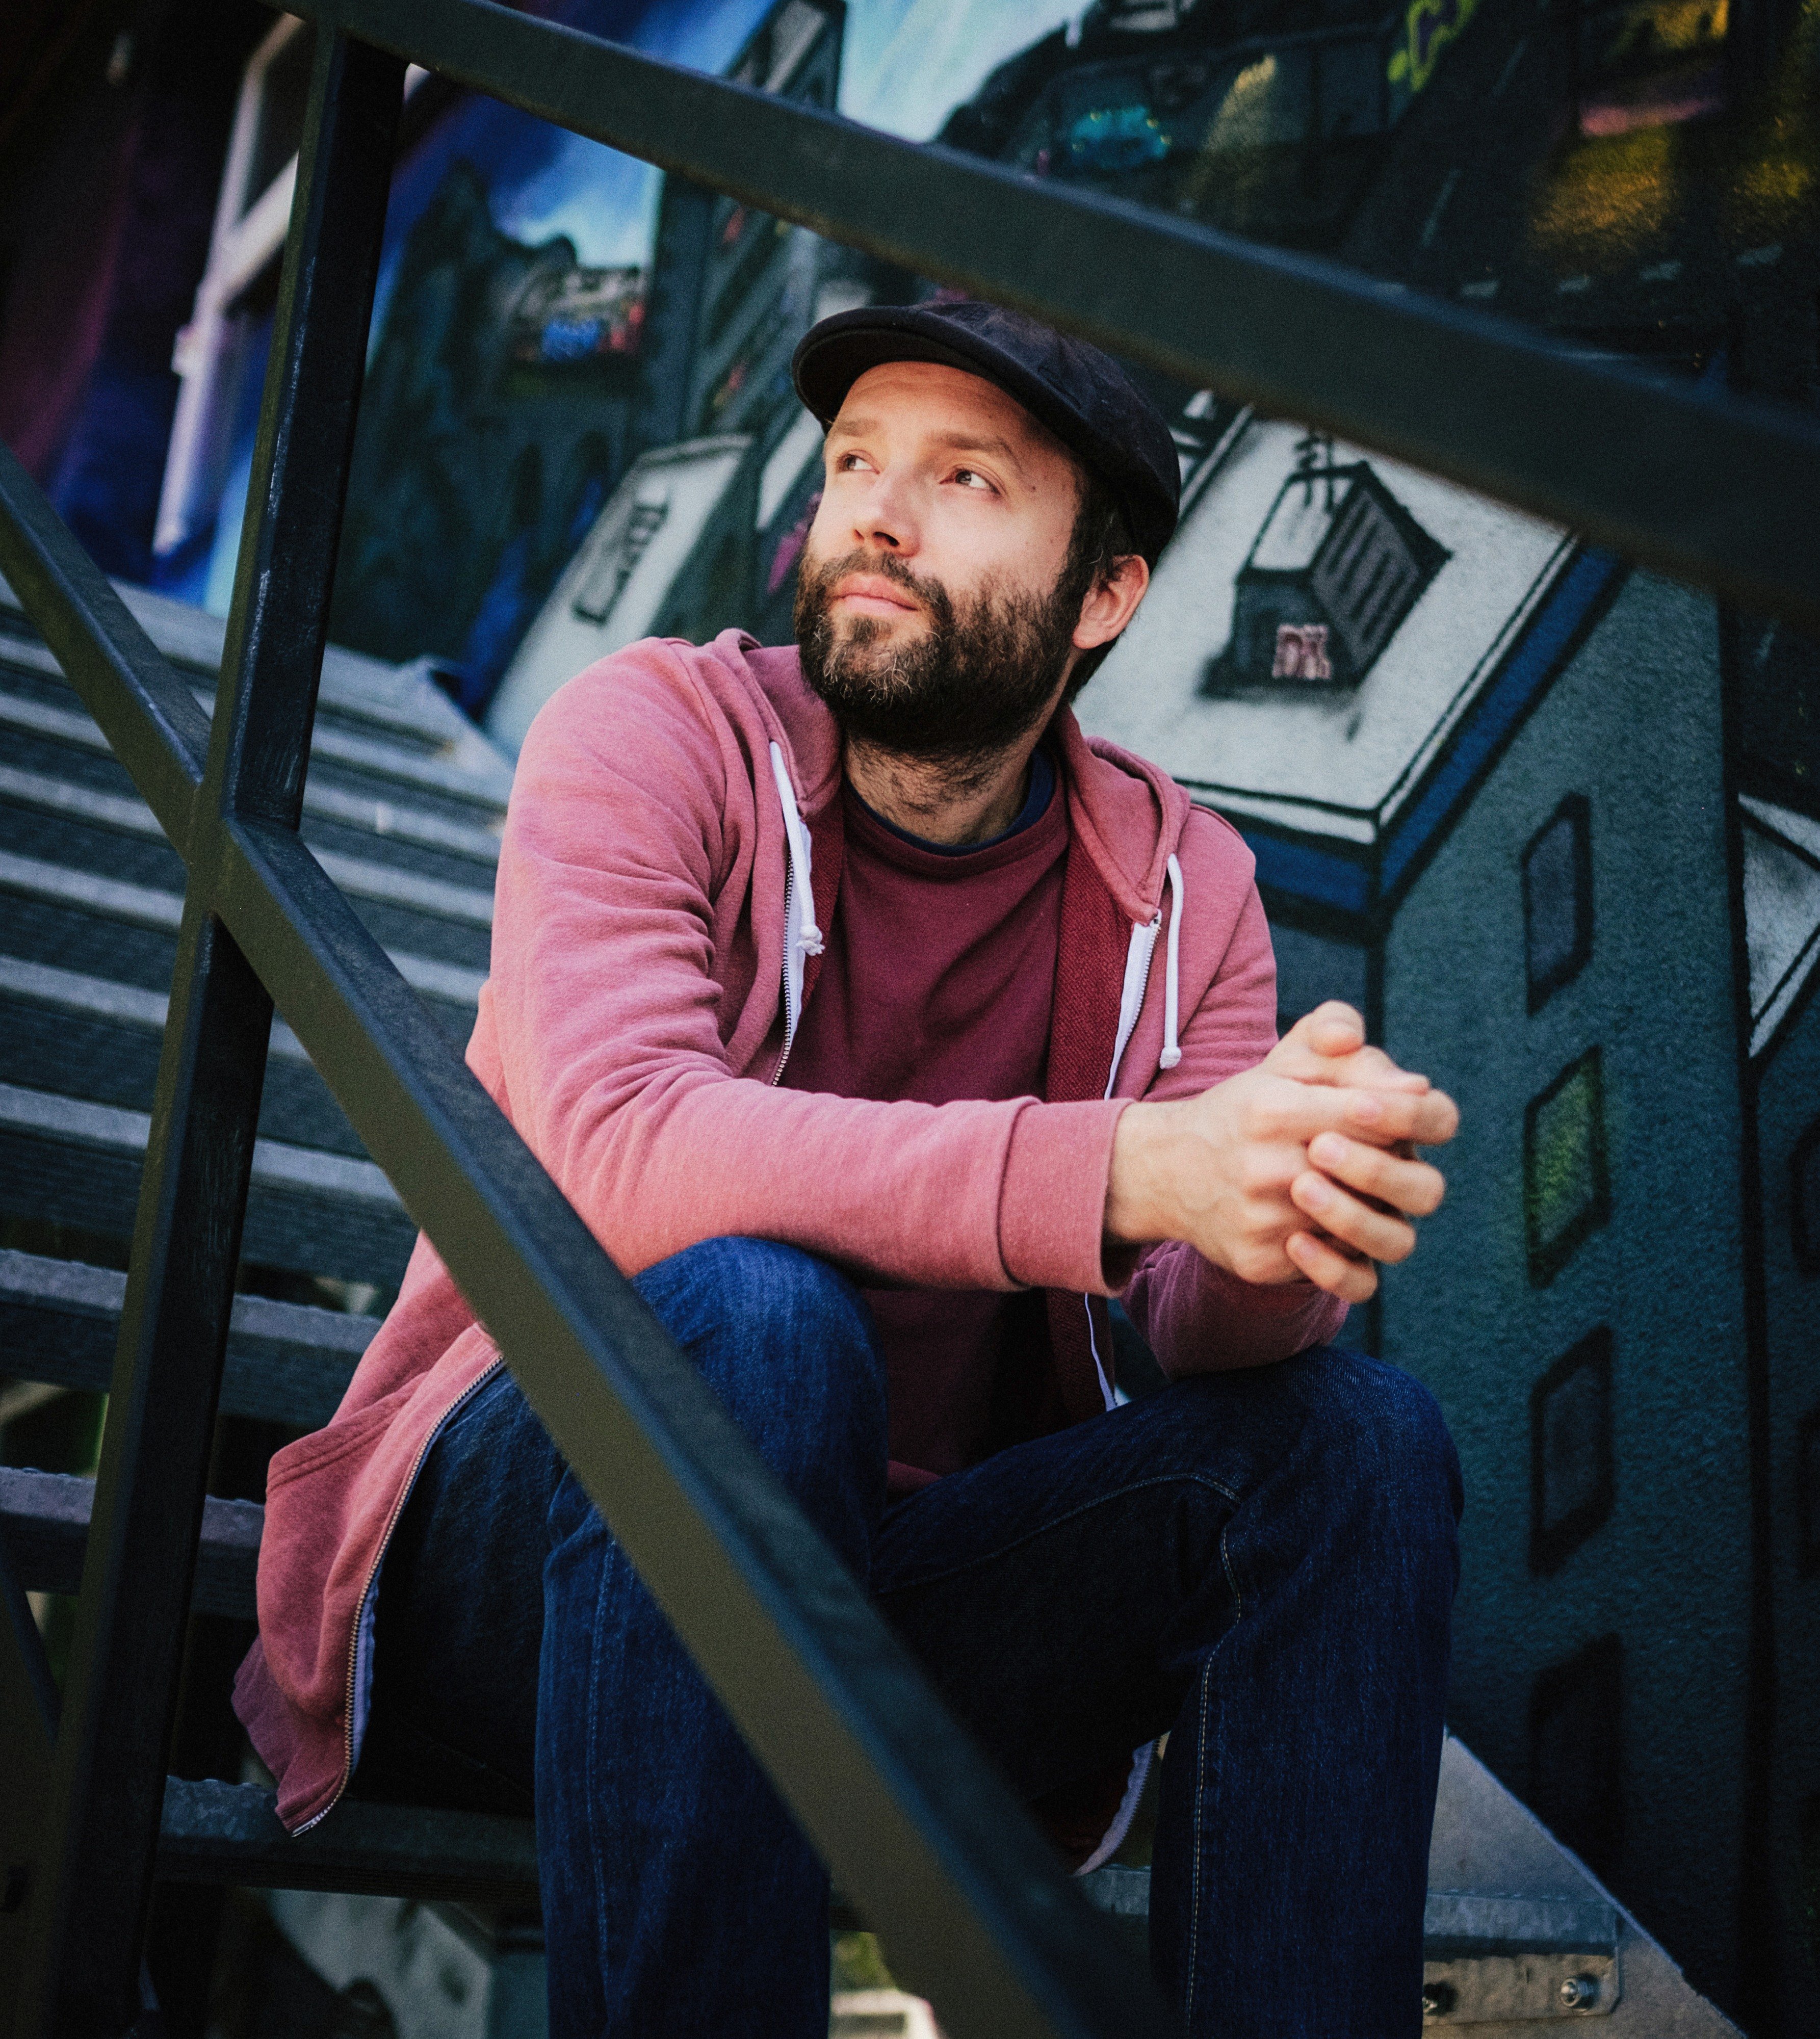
[1120,860,1351,1373]
[482,646,1116,1295]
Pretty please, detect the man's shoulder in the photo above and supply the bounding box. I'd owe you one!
[524,632,838,803]
[1063,718,1255,913]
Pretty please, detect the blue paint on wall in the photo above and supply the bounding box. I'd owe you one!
[1240,827,1374,911]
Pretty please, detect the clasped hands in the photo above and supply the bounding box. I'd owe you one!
[1105,1002,1459,1304]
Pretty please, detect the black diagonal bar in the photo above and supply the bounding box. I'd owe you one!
[8,34,403,2038]
[214,818,1172,2039]
[282,0,1820,631]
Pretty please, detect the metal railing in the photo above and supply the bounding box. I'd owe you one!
[0,5,1816,2035]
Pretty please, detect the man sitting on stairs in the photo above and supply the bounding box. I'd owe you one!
[235,301,1463,2039]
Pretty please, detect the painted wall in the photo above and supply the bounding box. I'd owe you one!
[1379,576,1754,2003]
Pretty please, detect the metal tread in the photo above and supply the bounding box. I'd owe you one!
[0,1246,372,1428]
[1,1466,260,1619]
[0,845,485,1006]
[0,1079,418,1287]
[0,678,508,840]
[0,761,495,925]
[157,1777,539,1907]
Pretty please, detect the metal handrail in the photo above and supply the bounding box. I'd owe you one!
[288,0,1820,631]
[0,3,1813,2035]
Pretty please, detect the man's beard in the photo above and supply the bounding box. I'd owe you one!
[794,544,1083,767]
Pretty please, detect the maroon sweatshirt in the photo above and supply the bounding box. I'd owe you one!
[783,759,1070,1492]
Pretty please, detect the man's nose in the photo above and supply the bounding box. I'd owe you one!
[852,473,917,554]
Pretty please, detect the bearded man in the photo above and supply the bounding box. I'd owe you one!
[237,302,1462,2039]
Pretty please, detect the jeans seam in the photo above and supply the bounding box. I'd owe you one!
[584,1503,612,2003]
[1219,1519,1245,1618]
[1188,1655,1211,2033]
[876,1471,1241,1598]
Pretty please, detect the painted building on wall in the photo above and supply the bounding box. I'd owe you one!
[1075,406,1820,2030]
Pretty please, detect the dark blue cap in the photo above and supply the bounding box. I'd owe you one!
[791,299,1180,564]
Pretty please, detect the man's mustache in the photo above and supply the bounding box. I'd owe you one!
[808,547,947,618]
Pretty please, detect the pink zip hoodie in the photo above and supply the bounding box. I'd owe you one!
[234,631,1346,1840]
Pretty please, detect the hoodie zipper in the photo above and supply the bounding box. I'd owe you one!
[769,861,799,1085]
[296,1357,505,1835]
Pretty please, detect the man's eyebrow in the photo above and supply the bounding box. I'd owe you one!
[930,428,1024,470]
[827,415,1031,478]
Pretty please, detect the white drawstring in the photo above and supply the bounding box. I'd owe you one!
[768,743,822,957]
[768,742,822,1056]
[1160,852,1184,1070]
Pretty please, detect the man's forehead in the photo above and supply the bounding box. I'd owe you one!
[830,359,1071,466]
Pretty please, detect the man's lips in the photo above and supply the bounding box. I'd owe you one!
[831,573,922,618]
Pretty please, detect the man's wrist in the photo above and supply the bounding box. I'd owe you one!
[1105,1100,1184,1248]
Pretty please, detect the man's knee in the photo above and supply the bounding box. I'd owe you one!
[1299,1349,1463,1541]
[633,1236,886,1476]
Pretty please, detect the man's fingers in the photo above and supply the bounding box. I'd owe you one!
[1278,1000,1366,1058]
[1290,1168,1419,1263]
[1343,1084,1459,1146]
[1284,1227,1380,1303]
[1270,1043,1432,1094]
[1306,1133,1446,1217]
[1241,1077,1460,1149]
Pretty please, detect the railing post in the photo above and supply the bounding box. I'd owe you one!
[8,33,402,2037]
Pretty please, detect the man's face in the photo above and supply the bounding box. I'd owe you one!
[794,360,1094,763]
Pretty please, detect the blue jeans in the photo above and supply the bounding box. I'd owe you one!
[357,1237,1461,2038]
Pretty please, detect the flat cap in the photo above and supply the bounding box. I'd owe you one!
[791,300,1180,564]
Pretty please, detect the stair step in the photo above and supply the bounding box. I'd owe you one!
[0,1248,371,1428]
[0,846,483,1010]
[0,657,502,868]
[0,762,495,927]
[0,670,508,832]
[0,1079,417,1287]
[89,579,512,780]
[2,1466,261,1618]
[0,953,369,1157]
[0,576,498,768]
[157,1778,538,1909]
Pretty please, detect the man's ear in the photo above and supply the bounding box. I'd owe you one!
[1073,554,1150,650]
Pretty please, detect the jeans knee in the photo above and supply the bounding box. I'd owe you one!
[1300,1350,1463,1548]
[634,1237,886,1485]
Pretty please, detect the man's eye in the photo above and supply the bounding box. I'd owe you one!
[953,468,994,491]
[836,451,873,473]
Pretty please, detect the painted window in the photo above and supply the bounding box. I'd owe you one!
[1524,1048,1611,1285]
[1530,1327,1615,1574]
[1530,1635,1624,1879]
[1792,1115,1820,1276]
[1523,794,1593,1011]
